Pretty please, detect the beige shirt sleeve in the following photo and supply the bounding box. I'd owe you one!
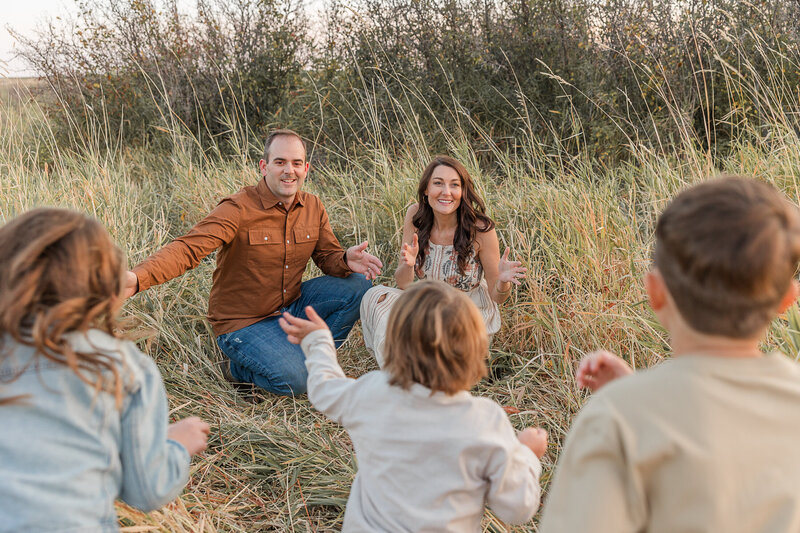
[300,329,359,426]
[539,396,646,533]
[484,425,542,524]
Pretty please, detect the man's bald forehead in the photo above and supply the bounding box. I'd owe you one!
[264,130,307,161]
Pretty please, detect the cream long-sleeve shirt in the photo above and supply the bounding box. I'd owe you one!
[540,352,800,533]
[300,330,542,532]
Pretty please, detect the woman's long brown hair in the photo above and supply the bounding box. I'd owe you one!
[0,208,126,407]
[413,155,495,275]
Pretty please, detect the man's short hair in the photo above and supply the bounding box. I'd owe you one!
[655,176,800,338]
[263,129,307,162]
[384,281,488,395]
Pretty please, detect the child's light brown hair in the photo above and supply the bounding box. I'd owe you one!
[654,176,800,338]
[383,280,488,394]
[0,208,127,406]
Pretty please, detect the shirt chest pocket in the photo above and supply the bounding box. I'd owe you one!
[290,226,319,266]
[293,227,319,247]
[248,228,282,246]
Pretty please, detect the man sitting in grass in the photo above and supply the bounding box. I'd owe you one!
[125,129,381,396]
[540,176,800,532]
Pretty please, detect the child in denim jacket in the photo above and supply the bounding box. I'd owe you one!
[0,208,210,532]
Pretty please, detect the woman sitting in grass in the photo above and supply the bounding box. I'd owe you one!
[360,155,526,367]
[280,280,546,532]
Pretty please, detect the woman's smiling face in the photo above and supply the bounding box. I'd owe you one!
[425,164,462,216]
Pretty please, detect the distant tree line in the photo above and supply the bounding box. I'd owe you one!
[17,0,800,165]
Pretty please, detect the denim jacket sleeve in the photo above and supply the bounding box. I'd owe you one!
[118,344,191,511]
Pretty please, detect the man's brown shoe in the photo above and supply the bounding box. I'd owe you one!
[218,358,236,383]
[217,358,264,403]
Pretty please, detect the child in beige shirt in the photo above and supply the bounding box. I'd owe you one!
[280,280,547,532]
[540,176,800,533]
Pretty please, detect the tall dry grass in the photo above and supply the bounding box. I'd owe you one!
[2,29,800,531]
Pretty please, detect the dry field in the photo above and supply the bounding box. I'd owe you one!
[2,71,800,532]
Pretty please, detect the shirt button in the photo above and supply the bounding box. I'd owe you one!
[285,265,288,269]
[283,289,286,293]
[306,234,310,238]
[286,240,290,244]
[264,237,268,241]
[278,201,282,205]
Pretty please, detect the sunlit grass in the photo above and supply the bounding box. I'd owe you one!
[3,29,800,529]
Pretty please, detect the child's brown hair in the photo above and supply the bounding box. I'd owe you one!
[654,176,800,338]
[383,280,488,394]
[0,208,126,406]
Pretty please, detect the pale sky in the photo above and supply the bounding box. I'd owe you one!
[1,0,325,78]
[1,0,78,77]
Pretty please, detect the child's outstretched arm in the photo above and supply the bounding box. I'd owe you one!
[119,348,208,511]
[280,306,359,425]
[576,350,633,392]
[485,419,543,525]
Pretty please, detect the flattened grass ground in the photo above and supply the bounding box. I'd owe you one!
[3,76,800,532]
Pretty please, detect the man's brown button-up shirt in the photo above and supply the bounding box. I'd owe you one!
[132,178,352,335]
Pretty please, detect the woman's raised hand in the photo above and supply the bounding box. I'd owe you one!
[497,247,527,286]
[400,233,419,269]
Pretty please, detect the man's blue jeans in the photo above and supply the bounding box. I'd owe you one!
[216,273,371,396]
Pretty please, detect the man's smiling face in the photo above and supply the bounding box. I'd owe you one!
[259,135,309,205]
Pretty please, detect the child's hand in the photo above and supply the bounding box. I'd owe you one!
[279,306,329,344]
[576,350,634,392]
[518,427,548,458]
[168,416,210,456]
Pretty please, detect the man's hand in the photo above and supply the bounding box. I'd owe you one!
[167,416,210,456]
[346,241,383,280]
[575,350,634,392]
[279,306,330,344]
[123,271,139,299]
[518,427,548,459]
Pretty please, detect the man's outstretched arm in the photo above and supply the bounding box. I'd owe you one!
[311,202,353,276]
[126,199,241,297]
[311,202,382,280]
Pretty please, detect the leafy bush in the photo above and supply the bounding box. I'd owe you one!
[17,0,307,153]
[15,0,800,166]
